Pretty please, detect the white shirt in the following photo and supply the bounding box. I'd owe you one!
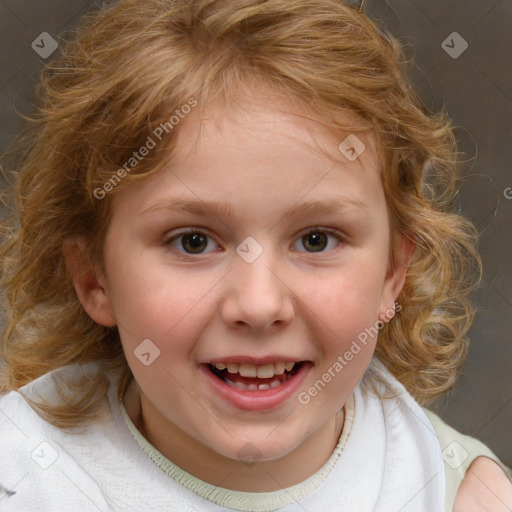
[0,359,462,511]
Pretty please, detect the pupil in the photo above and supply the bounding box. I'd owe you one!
[303,232,327,252]
[182,233,207,253]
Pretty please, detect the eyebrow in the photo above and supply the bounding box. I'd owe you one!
[140,197,369,220]
[141,198,236,218]
[285,198,369,218]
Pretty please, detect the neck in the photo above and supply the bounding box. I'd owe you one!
[123,379,345,492]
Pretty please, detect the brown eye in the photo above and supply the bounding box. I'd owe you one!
[166,230,219,255]
[292,228,342,253]
[181,233,208,253]
[302,232,328,252]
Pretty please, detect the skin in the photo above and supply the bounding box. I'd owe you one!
[65,94,512,505]
[453,457,512,511]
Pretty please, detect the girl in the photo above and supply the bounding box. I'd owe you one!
[1,0,511,510]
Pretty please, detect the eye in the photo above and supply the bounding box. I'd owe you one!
[165,229,220,255]
[292,228,343,253]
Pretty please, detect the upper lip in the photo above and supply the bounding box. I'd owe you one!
[203,355,310,365]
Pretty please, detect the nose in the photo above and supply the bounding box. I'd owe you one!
[220,248,295,332]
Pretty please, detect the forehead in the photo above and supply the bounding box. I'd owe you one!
[174,95,379,172]
[111,94,385,220]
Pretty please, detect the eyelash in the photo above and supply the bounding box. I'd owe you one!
[292,227,343,253]
[164,227,345,256]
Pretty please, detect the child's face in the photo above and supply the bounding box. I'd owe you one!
[89,96,406,466]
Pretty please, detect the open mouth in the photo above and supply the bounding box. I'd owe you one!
[206,361,305,392]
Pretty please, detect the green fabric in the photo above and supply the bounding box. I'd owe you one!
[423,408,512,512]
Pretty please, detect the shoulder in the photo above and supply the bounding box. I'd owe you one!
[0,387,56,502]
[0,374,66,465]
[0,386,47,438]
[0,362,110,459]
[0,366,117,508]
[422,408,512,512]
[454,456,512,512]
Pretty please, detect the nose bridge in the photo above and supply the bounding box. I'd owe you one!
[221,240,293,330]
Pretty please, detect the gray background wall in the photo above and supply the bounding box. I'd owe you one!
[1,0,511,466]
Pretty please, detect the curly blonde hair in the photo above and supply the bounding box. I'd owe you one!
[0,0,481,427]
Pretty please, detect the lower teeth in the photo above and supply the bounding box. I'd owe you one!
[224,374,290,392]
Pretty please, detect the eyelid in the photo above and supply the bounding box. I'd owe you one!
[163,226,213,243]
[296,226,344,238]
[291,226,346,253]
[164,227,222,256]
[295,226,346,242]
[162,226,346,257]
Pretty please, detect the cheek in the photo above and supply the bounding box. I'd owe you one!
[105,253,217,345]
[305,262,385,327]
[308,284,382,406]
[322,289,380,356]
[301,261,386,365]
[113,271,213,392]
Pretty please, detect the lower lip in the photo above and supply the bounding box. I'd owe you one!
[200,363,311,411]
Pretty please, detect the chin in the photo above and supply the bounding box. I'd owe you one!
[211,432,302,465]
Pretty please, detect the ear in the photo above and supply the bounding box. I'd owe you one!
[379,234,415,321]
[63,237,117,327]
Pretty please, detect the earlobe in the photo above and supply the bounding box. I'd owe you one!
[63,237,117,327]
[379,234,416,319]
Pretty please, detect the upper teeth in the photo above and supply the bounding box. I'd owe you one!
[213,361,296,378]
